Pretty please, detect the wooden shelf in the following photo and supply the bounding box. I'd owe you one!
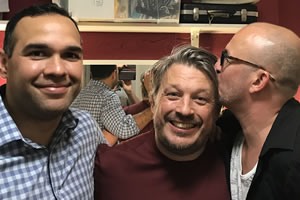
[77,21,246,34]
[83,60,157,65]
[76,22,245,47]
[0,20,245,47]
[1,20,245,33]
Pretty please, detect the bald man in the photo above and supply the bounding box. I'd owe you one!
[216,22,300,200]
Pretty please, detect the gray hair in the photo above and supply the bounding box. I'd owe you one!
[151,45,220,111]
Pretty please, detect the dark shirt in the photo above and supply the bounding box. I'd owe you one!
[94,129,230,200]
[218,98,300,200]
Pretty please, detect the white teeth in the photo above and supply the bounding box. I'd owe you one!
[172,122,195,129]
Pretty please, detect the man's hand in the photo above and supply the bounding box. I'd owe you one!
[102,129,118,146]
[143,70,152,95]
[122,80,133,94]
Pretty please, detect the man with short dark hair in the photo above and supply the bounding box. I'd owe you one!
[0,3,106,199]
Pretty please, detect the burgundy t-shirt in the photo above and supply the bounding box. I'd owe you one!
[94,130,230,200]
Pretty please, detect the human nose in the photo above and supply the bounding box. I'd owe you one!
[175,97,194,116]
[215,58,222,74]
[44,55,67,76]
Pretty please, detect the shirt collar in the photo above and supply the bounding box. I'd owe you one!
[0,85,23,146]
[260,98,300,156]
[0,84,79,148]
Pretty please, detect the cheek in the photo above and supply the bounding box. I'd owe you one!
[159,97,177,114]
[153,97,174,118]
[196,106,217,124]
[67,62,82,81]
[7,59,39,81]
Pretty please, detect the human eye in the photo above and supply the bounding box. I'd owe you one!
[195,96,208,105]
[166,91,180,100]
[62,52,82,61]
[26,50,47,60]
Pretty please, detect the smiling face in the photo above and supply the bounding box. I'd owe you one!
[1,14,83,120]
[152,63,218,161]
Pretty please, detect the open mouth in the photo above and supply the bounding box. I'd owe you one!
[171,121,196,129]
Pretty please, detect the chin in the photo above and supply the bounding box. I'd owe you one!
[160,133,205,156]
[39,103,69,116]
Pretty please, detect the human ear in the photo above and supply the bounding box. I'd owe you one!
[249,70,269,93]
[0,49,8,79]
[111,69,117,81]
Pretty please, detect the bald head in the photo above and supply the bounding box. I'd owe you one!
[227,22,300,97]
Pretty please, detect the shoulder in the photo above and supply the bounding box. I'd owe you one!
[95,130,154,166]
[101,130,154,154]
[70,108,95,120]
[64,108,107,144]
[69,108,102,132]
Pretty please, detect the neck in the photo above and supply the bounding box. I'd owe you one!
[233,101,279,150]
[19,118,61,146]
[4,98,61,146]
[101,78,114,89]
[230,102,278,174]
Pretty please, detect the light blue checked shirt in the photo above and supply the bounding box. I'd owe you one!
[0,85,107,200]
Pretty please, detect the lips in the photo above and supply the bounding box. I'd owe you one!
[171,121,197,129]
[36,82,70,88]
[34,82,71,96]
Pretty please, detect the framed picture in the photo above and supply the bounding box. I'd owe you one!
[115,0,181,23]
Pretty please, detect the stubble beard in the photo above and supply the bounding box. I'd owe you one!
[154,117,208,157]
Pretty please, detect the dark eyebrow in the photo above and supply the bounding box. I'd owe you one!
[22,43,83,53]
[22,43,49,53]
[65,46,83,53]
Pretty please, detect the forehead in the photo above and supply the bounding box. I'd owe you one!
[161,63,213,92]
[13,14,81,47]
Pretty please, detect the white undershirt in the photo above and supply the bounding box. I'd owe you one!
[230,133,257,200]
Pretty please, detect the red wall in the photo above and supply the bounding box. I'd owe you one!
[1,0,300,99]
[2,0,52,19]
[277,0,300,100]
[3,0,300,60]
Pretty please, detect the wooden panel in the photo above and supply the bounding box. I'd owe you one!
[81,32,233,60]
[81,32,189,60]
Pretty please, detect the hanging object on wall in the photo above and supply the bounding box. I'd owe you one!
[0,0,9,20]
[59,0,181,24]
[191,0,260,4]
[180,2,258,24]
